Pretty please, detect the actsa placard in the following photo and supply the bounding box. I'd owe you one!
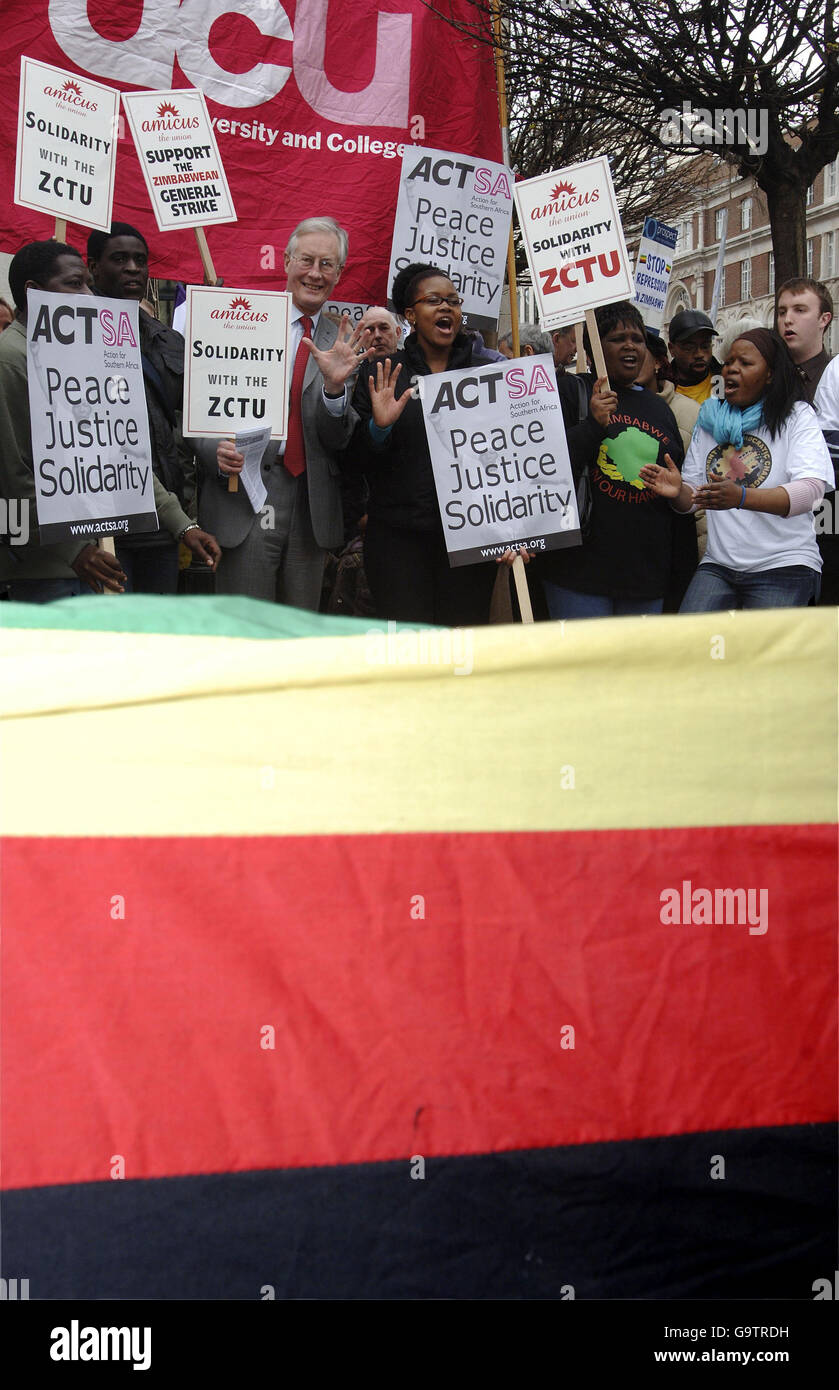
[420,354,581,567]
[27,290,157,543]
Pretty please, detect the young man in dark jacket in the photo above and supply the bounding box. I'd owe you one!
[87,223,198,593]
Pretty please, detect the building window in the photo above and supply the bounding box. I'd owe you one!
[827,157,838,200]
[741,259,752,301]
[768,251,775,294]
[741,197,752,230]
[824,231,835,279]
[807,238,814,276]
[806,183,815,207]
[714,208,725,240]
[680,218,692,253]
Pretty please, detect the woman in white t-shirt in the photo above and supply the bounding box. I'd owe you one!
[640,328,833,609]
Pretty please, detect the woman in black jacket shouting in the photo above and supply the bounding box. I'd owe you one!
[348,261,501,625]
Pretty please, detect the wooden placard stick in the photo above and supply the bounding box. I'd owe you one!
[194,226,217,286]
[575,321,586,373]
[584,308,610,389]
[512,554,534,624]
[491,0,519,361]
[492,0,531,622]
[98,535,119,597]
[54,218,67,242]
[506,226,520,359]
[194,228,238,491]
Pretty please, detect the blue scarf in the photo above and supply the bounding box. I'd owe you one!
[697,397,764,448]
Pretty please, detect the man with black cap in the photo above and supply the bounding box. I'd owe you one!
[667,308,722,405]
[87,222,218,592]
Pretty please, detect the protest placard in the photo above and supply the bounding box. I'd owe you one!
[514,157,633,332]
[633,216,678,332]
[325,299,375,324]
[324,300,409,349]
[15,56,118,232]
[183,286,291,440]
[388,147,513,330]
[419,354,580,566]
[122,88,236,231]
[26,289,157,544]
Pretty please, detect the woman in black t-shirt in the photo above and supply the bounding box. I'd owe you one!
[541,302,687,619]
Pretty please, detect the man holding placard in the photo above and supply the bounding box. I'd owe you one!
[87,222,215,593]
[0,239,215,602]
[206,217,372,610]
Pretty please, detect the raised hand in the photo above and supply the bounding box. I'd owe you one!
[639,452,684,498]
[303,318,375,395]
[368,357,412,429]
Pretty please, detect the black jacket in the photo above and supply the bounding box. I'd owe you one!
[348,331,498,532]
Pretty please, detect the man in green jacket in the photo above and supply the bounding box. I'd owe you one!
[0,240,220,603]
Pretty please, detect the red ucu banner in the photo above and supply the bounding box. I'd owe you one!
[0,1,502,300]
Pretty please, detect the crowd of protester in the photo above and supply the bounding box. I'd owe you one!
[0,219,836,624]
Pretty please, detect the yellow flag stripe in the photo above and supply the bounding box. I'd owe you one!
[1,609,835,836]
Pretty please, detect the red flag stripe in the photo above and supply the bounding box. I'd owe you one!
[2,824,835,1190]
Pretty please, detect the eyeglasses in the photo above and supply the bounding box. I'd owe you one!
[409,294,463,308]
[290,254,339,273]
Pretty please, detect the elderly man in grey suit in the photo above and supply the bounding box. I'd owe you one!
[195,216,373,609]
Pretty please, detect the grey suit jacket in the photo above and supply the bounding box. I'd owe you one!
[192,313,351,550]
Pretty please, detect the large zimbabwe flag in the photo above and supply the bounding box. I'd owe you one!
[1,598,836,1300]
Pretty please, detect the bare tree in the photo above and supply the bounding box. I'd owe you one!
[431,0,839,282]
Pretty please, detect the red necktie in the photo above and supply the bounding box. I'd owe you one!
[284,315,313,477]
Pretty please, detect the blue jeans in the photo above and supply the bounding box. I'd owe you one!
[680,563,820,612]
[542,582,665,620]
[7,577,83,603]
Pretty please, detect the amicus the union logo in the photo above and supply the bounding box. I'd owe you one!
[42,77,98,112]
[530,182,600,220]
[209,296,269,323]
[141,100,200,133]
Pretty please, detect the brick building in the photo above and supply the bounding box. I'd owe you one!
[664,153,838,350]
[502,153,838,353]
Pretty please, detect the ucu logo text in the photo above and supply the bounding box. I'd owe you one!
[48,0,412,125]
